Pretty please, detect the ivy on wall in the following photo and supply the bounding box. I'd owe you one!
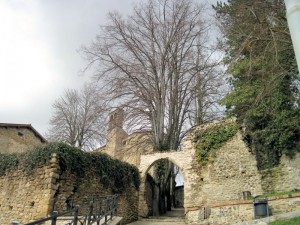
[193,121,238,165]
[0,142,140,193]
[0,153,19,176]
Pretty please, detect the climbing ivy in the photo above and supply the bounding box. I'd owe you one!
[193,121,238,165]
[23,142,88,176]
[0,142,140,193]
[0,153,19,176]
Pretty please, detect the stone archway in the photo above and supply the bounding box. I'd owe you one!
[138,143,197,217]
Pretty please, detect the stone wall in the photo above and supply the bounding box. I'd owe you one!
[0,127,45,154]
[187,194,300,225]
[199,132,263,204]
[183,121,300,225]
[0,156,57,224]
[260,154,300,194]
[0,154,139,225]
[52,167,139,224]
[120,132,154,166]
[98,131,154,167]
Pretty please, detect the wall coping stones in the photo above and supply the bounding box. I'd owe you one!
[207,193,300,208]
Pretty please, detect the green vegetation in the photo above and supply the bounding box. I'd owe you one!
[255,190,300,199]
[214,0,300,169]
[0,142,140,193]
[269,217,300,225]
[193,121,238,165]
[0,153,19,176]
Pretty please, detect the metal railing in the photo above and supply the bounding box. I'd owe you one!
[13,194,119,225]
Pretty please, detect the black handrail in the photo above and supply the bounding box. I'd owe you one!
[19,194,119,225]
[24,206,80,225]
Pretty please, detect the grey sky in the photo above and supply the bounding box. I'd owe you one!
[0,0,222,137]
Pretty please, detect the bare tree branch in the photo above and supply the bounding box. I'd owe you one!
[81,0,224,150]
[46,83,108,150]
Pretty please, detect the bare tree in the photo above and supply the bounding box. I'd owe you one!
[82,0,223,151]
[81,0,224,215]
[47,83,108,150]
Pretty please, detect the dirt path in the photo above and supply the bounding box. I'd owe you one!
[127,208,186,225]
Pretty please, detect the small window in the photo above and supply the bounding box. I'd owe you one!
[18,131,24,136]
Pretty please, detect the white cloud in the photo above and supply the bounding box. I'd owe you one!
[0,0,60,109]
[0,0,221,135]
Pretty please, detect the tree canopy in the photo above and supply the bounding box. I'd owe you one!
[214,0,300,168]
[47,83,108,150]
[82,0,223,151]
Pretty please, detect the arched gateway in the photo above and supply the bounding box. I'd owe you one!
[138,139,198,217]
[96,109,202,218]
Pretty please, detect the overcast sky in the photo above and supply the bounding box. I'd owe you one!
[0,0,221,137]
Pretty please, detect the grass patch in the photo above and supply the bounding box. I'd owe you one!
[255,190,300,199]
[269,216,300,225]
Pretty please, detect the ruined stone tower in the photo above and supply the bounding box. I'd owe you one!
[106,108,128,158]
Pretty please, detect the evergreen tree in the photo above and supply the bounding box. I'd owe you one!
[214,0,300,169]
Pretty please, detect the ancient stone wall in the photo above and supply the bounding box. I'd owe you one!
[260,154,300,194]
[0,154,139,224]
[120,132,154,166]
[98,131,153,167]
[183,122,300,225]
[199,132,263,204]
[187,194,300,225]
[52,168,139,224]
[0,156,57,224]
[0,127,44,154]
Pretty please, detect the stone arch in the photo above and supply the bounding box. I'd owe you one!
[138,148,195,217]
[140,151,186,181]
